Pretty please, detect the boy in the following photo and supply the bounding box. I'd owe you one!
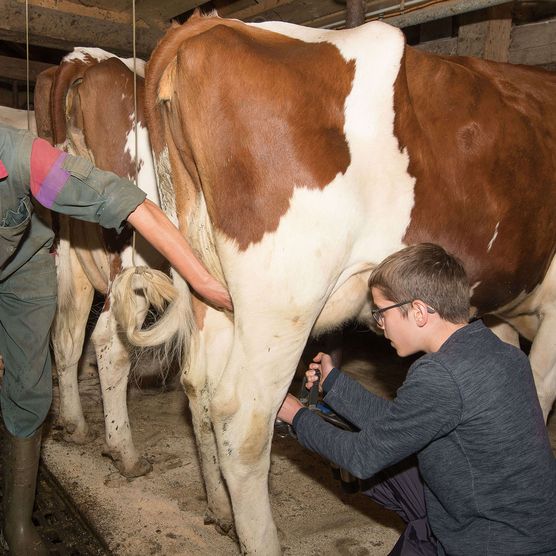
[278,243,556,555]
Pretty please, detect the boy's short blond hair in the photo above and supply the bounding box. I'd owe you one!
[368,243,470,324]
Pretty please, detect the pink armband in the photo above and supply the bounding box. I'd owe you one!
[30,138,69,208]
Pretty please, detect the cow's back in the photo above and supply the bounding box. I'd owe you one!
[396,48,556,313]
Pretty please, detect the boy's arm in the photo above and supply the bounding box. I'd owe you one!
[307,352,390,427]
[321,369,391,428]
[293,359,462,479]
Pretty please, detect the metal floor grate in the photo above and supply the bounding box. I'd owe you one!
[0,460,109,556]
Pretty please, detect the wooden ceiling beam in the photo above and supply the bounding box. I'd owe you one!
[302,0,513,29]
[25,0,138,25]
[2,0,164,59]
[218,0,297,20]
[0,54,55,82]
[135,0,205,23]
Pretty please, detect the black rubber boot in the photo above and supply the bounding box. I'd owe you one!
[2,427,48,555]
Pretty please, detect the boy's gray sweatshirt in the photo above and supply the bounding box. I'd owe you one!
[293,320,556,555]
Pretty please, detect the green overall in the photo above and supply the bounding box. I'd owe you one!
[0,125,146,438]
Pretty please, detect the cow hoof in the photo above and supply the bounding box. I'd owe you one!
[120,457,153,478]
[56,424,96,445]
[102,449,153,478]
[205,512,236,540]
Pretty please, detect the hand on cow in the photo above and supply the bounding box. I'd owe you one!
[126,200,233,312]
[195,275,233,312]
[306,352,334,391]
[277,393,304,425]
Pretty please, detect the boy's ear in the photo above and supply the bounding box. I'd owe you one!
[412,299,431,327]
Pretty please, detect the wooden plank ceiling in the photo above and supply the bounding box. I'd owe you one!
[3,0,545,60]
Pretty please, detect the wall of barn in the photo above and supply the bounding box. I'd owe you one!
[413,14,555,70]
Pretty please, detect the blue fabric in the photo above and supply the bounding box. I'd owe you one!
[363,460,437,556]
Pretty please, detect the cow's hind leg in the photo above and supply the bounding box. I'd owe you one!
[92,302,152,477]
[51,245,96,444]
[504,258,556,422]
[182,302,235,537]
[210,319,313,555]
[482,316,520,347]
[528,309,556,421]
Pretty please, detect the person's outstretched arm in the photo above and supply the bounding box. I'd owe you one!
[15,130,232,311]
[127,199,232,311]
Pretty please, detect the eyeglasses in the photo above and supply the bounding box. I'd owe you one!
[372,300,437,328]
[371,301,412,328]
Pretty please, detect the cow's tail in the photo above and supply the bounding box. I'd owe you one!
[111,267,194,362]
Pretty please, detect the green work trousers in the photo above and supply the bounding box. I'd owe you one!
[0,249,57,438]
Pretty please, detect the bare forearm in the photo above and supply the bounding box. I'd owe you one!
[127,199,232,310]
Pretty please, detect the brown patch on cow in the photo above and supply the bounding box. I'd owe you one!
[146,16,354,250]
[102,226,133,257]
[50,54,103,145]
[76,57,142,179]
[191,295,208,329]
[102,292,111,312]
[34,66,57,144]
[238,410,270,465]
[65,57,146,259]
[109,252,123,283]
[395,46,556,313]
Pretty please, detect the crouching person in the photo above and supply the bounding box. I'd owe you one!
[0,124,232,555]
[279,243,556,555]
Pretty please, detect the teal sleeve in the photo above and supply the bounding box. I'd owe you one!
[50,155,146,232]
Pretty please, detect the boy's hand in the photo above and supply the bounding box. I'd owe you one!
[305,352,334,391]
[277,394,304,425]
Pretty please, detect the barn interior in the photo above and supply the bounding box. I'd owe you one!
[0,1,555,555]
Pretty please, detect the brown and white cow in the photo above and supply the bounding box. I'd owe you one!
[35,47,166,477]
[123,12,556,554]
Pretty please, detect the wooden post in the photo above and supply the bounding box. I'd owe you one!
[346,0,365,29]
[457,2,513,61]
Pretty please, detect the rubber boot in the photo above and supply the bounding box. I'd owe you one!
[2,427,48,555]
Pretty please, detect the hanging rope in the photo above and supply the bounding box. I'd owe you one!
[25,0,31,131]
[132,0,139,267]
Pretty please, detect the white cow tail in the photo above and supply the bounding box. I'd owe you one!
[52,221,76,346]
[111,267,194,362]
